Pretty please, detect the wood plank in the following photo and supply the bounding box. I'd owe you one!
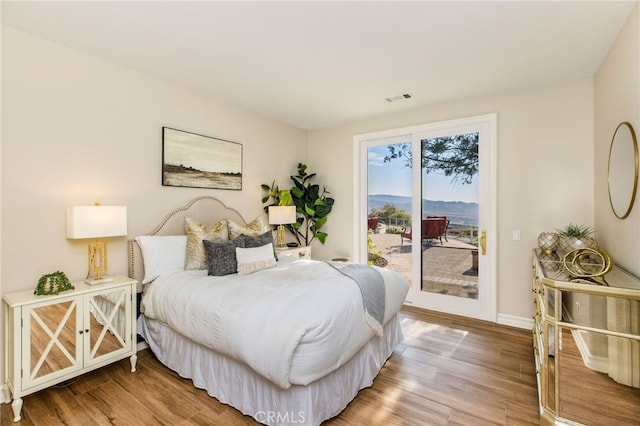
[2,307,543,425]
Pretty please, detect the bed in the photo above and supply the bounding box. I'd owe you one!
[129,197,409,425]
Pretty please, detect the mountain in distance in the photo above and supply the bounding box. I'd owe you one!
[368,194,478,225]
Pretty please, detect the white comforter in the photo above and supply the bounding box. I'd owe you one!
[141,257,408,389]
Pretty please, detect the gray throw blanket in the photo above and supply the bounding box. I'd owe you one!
[326,261,386,336]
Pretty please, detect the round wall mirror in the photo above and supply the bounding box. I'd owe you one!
[608,122,639,219]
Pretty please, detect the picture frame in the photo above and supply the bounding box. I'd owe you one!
[162,127,242,190]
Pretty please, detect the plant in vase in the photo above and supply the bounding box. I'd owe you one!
[261,163,334,246]
[555,223,598,252]
[290,163,334,245]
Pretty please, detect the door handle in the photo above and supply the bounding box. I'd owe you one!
[480,230,487,255]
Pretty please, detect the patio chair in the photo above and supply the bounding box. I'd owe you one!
[421,217,448,245]
[367,216,379,233]
[426,215,449,243]
[401,216,449,245]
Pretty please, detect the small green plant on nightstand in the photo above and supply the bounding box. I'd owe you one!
[34,271,75,295]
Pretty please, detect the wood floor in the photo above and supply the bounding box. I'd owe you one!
[3,307,632,425]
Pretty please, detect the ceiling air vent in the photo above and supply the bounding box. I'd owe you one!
[385,93,412,103]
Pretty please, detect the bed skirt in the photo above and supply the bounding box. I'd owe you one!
[138,313,403,426]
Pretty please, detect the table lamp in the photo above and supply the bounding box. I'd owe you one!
[268,205,296,248]
[66,203,127,285]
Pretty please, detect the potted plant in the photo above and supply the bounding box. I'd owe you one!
[34,271,75,295]
[555,223,598,252]
[261,182,290,207]
[262,163,334,246]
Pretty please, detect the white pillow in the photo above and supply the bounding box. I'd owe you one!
[236,243,276,275]
[135,235,187,284]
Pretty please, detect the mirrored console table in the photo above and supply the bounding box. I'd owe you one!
[3,276,138,422]
[532,249,640,425]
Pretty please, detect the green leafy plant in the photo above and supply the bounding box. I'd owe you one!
[555,223,594,239]
[261,181,291,206]
[290,163,334,245]
[262,163,334,246]
[385,226,403,235]
[367,229,380,266]
[369,204,411,220]
[367,229,388,267]
[34,271,75,295]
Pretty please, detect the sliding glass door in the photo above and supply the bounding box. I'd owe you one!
[358,115,496,321]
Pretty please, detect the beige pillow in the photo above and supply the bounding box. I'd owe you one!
[227,216,268,239]
[185,217,229,270]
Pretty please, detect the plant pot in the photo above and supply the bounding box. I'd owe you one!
[559,236,598,252]
[537,232,560,254]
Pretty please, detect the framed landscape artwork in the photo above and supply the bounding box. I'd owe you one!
[162,127,242,190]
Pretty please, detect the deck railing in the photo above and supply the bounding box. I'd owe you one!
[372,217,478,244]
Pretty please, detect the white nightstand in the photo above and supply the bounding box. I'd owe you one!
[275,245,311,259]
[3,275,138,422]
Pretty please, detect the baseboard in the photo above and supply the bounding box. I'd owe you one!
[1,384,10,404]
[571,329,608,373]
[401,306,534,330]
[137,340,149,352]
[497,313,533,330]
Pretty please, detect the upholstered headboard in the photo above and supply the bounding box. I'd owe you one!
[128,196,248,284]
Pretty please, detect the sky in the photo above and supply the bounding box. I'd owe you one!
[367,144,479,203]
[164,127,242,173]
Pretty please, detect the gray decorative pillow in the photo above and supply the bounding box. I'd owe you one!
[235,231,278,260]
[235,230,272,247]
[203,239,242,276]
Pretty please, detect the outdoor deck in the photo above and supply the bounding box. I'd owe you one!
[369,225,479,299]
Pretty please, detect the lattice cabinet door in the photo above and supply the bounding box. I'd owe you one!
[21,295,83,390]
[84,286,133,366]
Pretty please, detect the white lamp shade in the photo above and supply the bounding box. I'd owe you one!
[268,205,296,225]
[66,205,128,239]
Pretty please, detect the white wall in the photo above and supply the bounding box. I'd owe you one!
[0,27,307,385]
[594,3,640,276]
[2,4,636,393]
[1,27,307,290]
[308,80,595,321]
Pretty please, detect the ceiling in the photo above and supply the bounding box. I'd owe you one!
[2,1,636,130]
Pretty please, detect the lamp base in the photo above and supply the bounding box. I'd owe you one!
[87,239,110,285]
[85,276,114,286]
[276,225,287,248]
